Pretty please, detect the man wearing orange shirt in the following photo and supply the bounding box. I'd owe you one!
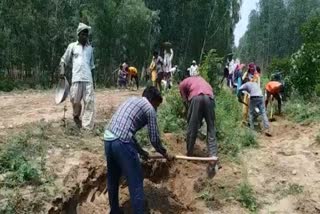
[126,66,139,90]
[265,81,284,115]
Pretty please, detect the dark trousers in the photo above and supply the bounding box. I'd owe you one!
[104,139,144,214]
[186,95,217,157]
[131,75,139,89]
[265,91,281,114]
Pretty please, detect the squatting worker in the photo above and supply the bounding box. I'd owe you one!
[179,76,218,177]
[103,86,174,213]
[59,23,95,130]
[265,81,284,115]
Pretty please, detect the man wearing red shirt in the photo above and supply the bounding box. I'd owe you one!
[179,76,218,176]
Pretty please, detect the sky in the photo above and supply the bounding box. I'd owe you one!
[234,0,259,47]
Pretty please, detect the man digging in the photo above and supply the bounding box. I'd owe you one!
[59,23,96,130]
[179,76,219,178]
[103,86,174,213]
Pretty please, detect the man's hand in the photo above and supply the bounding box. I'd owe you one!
[163,152,175,161]
[59,63,65,79]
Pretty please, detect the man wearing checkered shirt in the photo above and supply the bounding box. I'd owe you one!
[103,86,173,214]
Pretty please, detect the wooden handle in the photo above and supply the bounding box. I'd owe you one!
[148,154,218,161]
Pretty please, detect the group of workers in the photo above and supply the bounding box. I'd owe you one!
[117,63,139,90]
[224,59,284,135]
[58,23,285,213]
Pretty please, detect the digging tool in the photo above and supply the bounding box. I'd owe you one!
[148,154,218,161]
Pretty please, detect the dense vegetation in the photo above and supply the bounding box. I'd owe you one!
[237,0,320,105]
[0,0,240,90]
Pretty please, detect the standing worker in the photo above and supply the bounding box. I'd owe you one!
[127,66,139,90]
[189,60,199,76]
[149,51,163,91]
[104,86,173,213]
[237,81,271,136]
[179,76,218,177]
[59,23,95,130]
[265,81,284,115]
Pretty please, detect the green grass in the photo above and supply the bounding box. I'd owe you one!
[274,183,304,199]
[236,182,258,212]
[0,123,56,213]
[285,97,320,123]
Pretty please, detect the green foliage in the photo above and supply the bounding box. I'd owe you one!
[158,88,186,133]
[0,0,240,88]
[0,79,15,92]
[236,182,258,212]
[237,0,320,66]
[199,49,223,91]
[215,89,258,157]
[289,15,320,97]
[0,128,48,188]
[285,97,320,123]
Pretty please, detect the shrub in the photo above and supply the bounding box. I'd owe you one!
[158,88,186,134]
[236,182,258,212]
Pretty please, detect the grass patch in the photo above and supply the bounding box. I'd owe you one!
[274,183,304,199]
[0,123,56,213]
[285,97,320,123]
[236,182,258,212]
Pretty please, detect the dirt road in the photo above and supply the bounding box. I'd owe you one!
[245,118,320,213]
[0,89,141,129]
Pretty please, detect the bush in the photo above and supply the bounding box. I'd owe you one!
[158,88,186,134]
[199,49,223,93]
[0,79,16,92]
[289,16,320,97]
[0,128,48,188]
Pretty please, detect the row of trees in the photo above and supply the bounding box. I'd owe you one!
[236,0,320,69]
[0,0,241,89]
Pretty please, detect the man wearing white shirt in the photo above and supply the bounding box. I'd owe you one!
[59,23,95,130]
[189,60,199,76]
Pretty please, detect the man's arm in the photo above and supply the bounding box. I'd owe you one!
[90,49,96,88]
[132,137,149,160]
[237,84,247,103]
[146,109,167,156]
[60,43,73,77]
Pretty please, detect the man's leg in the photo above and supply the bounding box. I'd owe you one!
[257,98,270,130]
[203,97,218,157]
[186,96,203,156]
[274,93,282,114]
[135,75,139,90]
[70,82,84,128]
[104,140,122,214]
[82,82,95,130]
[113,142,144,214]
[242,94,249,124]
[248,98,257,130]
[265,91,272,109]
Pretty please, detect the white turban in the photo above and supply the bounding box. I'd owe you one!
[77,23,91,35]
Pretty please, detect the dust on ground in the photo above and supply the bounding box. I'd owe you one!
[0,89,141,130]
[1,89,320,213]
[244,117,320,213]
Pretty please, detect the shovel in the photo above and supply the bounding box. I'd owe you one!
[148,154,218,161]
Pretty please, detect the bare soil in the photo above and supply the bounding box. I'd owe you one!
[1,90,320,214]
